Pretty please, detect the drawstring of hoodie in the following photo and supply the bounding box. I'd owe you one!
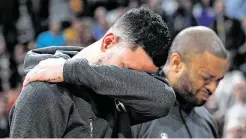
[89,118,93,138]
[179,106,192,138]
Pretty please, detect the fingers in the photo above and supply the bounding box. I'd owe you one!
[23,59,51,87]
[23,67,40,87]
[23,69,50,87]
[23,71,34,87]
[22,58,66,87]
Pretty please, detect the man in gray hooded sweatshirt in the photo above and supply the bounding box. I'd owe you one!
[9,8,175,138]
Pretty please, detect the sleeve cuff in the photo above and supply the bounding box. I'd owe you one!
[63,58,89,84]
[63,59,75,83]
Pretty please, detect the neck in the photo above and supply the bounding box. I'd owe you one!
[73,40,103,64]
[176,97,194,113]
[162,68,193,113]
[163,63,168,76]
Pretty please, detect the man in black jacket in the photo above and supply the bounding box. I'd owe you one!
[9,8,175,138]
[131,26,228,138]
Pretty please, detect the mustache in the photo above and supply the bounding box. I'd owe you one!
[196,89,212,96]
[203,89,212,96]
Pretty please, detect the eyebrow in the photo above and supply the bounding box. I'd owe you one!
[198,71,213,77]
[199,71,224,80]
[205,74,215,78]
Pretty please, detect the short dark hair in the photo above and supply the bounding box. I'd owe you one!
[112,8,171,67]
[167,26,227,63]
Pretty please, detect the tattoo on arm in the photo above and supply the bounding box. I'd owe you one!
[45,77,61,82]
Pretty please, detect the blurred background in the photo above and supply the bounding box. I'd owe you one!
[0,0,246,137]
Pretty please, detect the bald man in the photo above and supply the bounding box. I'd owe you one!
[132,26,228,138]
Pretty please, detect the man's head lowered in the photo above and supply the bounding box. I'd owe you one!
[75,8,171,72]
[163,26,228,107]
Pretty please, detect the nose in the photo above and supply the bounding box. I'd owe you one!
[205,81,218,94]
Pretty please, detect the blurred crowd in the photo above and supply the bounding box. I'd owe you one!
[1,0,246,137]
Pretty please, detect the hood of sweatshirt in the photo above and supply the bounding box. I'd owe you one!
[24,46,83,74]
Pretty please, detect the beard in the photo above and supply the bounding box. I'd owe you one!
[173,71,206,107]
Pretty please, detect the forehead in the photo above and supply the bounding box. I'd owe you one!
[189,52,228,78]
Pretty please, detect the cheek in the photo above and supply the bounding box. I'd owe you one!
[110,56,124,67]
[121,52,140,67]
[102,51,124,66]
[189,73,204,93]
[179,71,193,93]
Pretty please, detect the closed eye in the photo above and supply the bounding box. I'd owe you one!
[200,74,211,83]
[203,77,210,81]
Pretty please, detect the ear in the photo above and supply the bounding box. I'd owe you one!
[169,53,184,73]
[101,33,118,52]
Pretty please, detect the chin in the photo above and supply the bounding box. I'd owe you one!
[195,99,206,107]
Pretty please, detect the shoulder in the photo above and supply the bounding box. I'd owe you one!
[131,118,167,138]
[132,117,163,131]
[193,106,220,137]
[194,106,214,122]
[194,106,218,132]
[9,82,74,137]
[14,82,72,109]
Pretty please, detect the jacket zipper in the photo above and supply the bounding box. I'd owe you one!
[89,118,93,138]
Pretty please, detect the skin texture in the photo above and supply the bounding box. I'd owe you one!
[23,32,157,86]
[164,26,228,108]
[23,8,170,86]
[24,26,228,110]
[167,52,227,107]
[93,32,157,71]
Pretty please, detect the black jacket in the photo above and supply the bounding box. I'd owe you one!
[9,46,175,138]
[132,102,218,138]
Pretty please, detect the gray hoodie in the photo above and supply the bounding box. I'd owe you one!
[9,46,175,138]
